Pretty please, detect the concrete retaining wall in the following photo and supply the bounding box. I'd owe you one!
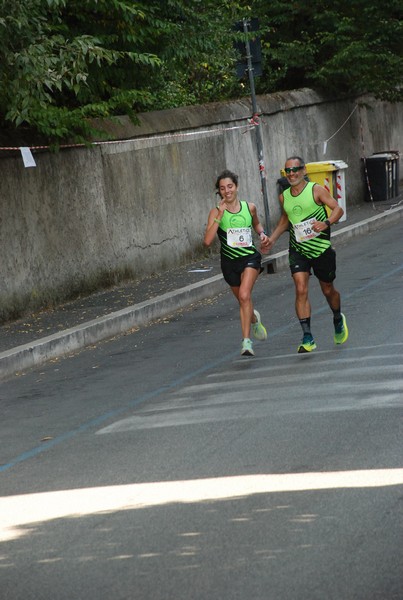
[0,88,402,321]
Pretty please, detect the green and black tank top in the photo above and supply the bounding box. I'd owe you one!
[217,201,258,261]
[283,182,331,259]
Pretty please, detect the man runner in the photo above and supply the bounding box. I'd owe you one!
[263,156,348,353]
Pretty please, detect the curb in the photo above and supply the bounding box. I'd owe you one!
[1,205,402,379]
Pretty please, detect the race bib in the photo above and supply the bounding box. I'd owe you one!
[227,227,253,248]
[293,218,320,243]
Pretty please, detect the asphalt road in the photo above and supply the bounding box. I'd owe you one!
[0,223,402,600]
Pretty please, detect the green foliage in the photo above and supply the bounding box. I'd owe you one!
[253,0,403,101]
[132,0,248,106]
[309,1,403,101]
[0,0,161,141]
[0,0,401,142]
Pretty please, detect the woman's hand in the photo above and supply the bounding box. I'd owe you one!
[216,199,227,216]
[259,233,272,254]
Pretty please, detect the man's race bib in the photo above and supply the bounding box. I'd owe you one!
[293,218,320,243]
[227,227,253,248]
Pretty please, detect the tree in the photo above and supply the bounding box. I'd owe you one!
[141,0,247,108]
[0,0,401,142]
[252,0,403,102]
[0,0,161,141]
[0,0,247,141]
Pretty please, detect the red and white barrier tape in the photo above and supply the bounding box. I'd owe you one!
[0,120,256,154]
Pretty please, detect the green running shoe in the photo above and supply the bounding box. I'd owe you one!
[334,313,349,344]
[252,309,267,341]
[297,334,317,353]
[241,338,255,356]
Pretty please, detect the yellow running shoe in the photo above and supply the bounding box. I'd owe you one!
[334,313,349,344]
[251,309,267,341]
[297,334,317,353]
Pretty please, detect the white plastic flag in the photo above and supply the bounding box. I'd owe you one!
[20,147,36,168]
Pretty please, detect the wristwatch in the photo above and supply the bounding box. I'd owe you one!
[324,219,331,229]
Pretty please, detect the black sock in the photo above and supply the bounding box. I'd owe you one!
[299,318,311,335]
[332,307,342,324]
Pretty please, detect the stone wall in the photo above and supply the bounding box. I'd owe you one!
[0,88,402,321]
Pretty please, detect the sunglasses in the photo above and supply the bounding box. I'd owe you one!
[284,166,304,174]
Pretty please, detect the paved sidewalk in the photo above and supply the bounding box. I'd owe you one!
[0,198,402,380]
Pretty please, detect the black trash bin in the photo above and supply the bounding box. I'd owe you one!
[363,151,400,202]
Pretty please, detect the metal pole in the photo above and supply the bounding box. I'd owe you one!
[243,18,271,232]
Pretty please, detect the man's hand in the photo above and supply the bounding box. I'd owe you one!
[312,219,330,233]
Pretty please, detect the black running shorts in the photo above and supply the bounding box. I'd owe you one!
[289,246,336,282]
[221,252,263,287]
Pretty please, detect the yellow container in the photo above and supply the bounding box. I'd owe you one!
[305,162,336,195]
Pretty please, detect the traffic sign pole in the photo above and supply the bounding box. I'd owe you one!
[242,18,271,232]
